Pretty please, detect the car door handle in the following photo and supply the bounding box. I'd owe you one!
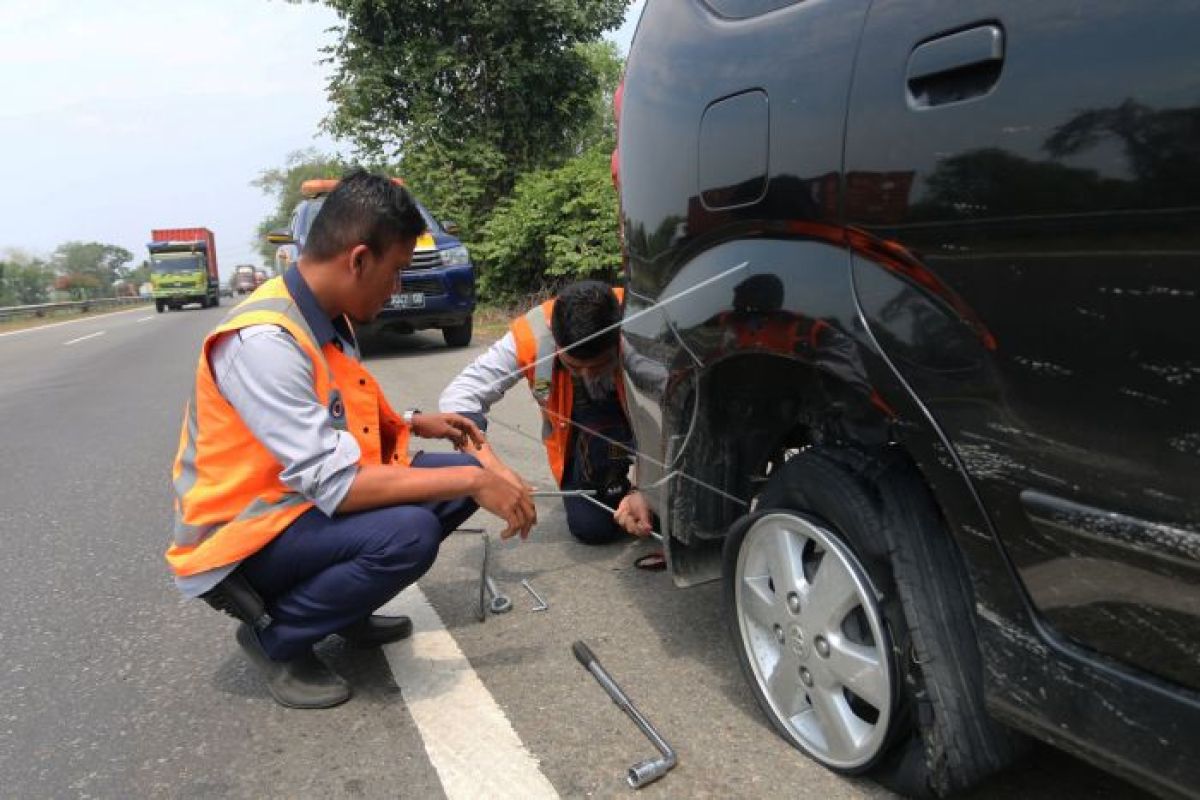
[907,24,1004,108]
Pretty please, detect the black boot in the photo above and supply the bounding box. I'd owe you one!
[235,624,351,709]
[338,614,414,647]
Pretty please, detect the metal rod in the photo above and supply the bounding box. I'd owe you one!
[572,640,677,789]
[521,579,548,611]
[572,492,664,542]
[531,489,598,498]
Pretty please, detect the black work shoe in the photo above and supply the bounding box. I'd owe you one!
[338,614,414,647]
[235,624,351,709]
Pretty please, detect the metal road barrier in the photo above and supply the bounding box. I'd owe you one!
[0,297,151,323]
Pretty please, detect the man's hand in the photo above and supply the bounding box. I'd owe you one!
[614,490,654,537]
[410,412,486,451]
[467,437,532,493]
[472,470,537,540]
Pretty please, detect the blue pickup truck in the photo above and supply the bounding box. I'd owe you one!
[270,178,476,347]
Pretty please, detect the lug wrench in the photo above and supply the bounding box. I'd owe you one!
[477,533,513,622]
[521,579,549,612]
[573,640,677,789]
[532,490,664,543]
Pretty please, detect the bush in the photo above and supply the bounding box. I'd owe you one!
[473,145,620,303]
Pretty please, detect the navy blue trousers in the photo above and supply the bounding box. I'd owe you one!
[560,397,635,545]
[240,452,479,661]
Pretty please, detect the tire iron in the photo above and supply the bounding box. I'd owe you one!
[572,640,677,789]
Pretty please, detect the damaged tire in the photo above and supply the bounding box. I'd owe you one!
[723,447,1020,796]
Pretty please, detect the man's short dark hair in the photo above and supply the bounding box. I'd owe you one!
[551,280,620,359]
[303,168,426,261]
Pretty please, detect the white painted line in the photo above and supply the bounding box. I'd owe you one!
[64,330,106,346]
[136,316,156,323]
[0,305,149,338]
[377,587,559,800]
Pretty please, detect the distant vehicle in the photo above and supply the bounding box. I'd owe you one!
[149,227,219,312]
[253,269,267,288]
[231,264,257,295]
[268,178,476,347]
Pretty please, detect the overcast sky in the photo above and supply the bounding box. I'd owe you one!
[0,0,644,279]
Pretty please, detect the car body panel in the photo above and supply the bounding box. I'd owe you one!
[844,0,1200,691]
[620,0,1200,794]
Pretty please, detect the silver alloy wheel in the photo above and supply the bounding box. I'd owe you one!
[735,512,894,770]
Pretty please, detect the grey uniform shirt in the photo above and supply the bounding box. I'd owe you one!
[438,331,524,417]
[175,268,365,597]
[438,330,669,417]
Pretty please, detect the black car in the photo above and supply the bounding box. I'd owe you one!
[618,1,1199,797]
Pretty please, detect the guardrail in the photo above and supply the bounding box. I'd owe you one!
[0,296,151,323]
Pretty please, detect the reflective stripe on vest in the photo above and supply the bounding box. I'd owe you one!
[509,287,625,486]
[165,276,411,577]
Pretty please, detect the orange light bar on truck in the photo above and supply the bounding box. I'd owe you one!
[300,177,406,198]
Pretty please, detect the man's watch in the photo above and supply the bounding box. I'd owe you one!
[403,408,420,427]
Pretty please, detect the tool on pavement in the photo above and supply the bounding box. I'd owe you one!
[477,533,513,622]
[572,640,677,789]
[521,578,549,612]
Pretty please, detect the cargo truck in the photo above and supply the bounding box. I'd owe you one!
[148,227,219,312]
[231,264,256,295]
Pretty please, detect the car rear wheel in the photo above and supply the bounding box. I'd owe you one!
[155,301,164,313]
[731,510,894,771]
[442,317,473,347]
[723,447,1021,796]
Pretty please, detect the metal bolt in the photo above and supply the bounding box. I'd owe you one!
[786,592,801,615]
[814,636,830,658]
[800,667,814,687]
[774,624,785,644]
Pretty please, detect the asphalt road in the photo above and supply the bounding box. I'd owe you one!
[0,305,1152,798]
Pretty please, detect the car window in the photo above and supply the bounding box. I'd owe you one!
[702,0,802,19]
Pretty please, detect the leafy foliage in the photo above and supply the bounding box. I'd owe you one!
[51,242,134,299]
[251,149,352,265]
[473,145,620,302]
[313,0,627,231]
[0,250,53,306]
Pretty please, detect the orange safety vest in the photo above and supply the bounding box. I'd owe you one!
[165,276,411,577]
[509,288,625,486]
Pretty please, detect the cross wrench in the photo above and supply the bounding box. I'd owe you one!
[477,533,512,622]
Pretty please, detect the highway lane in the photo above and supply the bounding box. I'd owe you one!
[0,304,1149,798]
[0,306,445,798]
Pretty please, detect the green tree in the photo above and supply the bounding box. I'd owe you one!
[313,0,628,229]
[251,149,352,265]
[125,259,153,288]
[51,242,133,298]
[473,144,620,302]
[0,249,53,306]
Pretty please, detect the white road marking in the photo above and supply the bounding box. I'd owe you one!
[64,331,106,346]
[377,586,559,800]
[136,316,156,323]
[0,305,149,338]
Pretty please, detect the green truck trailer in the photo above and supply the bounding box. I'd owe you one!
[149,227,219,312]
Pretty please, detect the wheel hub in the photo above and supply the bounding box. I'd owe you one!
[789,623,808,659]
[734,512,894,770]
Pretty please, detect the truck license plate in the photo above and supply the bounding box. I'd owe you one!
[390,292,425,308]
